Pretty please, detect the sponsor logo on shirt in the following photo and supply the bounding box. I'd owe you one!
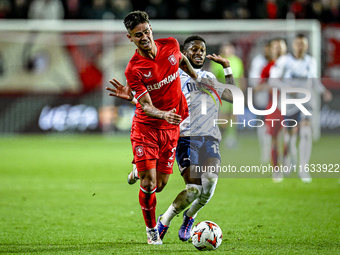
[147,71,179,91]
[143,71,153,79]
[168,55,177,65]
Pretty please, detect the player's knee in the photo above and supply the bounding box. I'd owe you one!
[199,172,218,205]
[186,184,203,200]
[156,183,166,193]
[140,179,156,192]
[156,177,169,193]
[201,172,218,184]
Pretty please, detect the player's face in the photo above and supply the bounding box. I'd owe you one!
[293,37,308,58]
[127,23,154,52]
[184,40,206,69]
[270,40,281,60]
[270,39,286,60]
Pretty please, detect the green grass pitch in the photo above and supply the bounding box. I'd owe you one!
[0,134,339,254]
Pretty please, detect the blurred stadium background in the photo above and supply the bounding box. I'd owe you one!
[1,1,340,135]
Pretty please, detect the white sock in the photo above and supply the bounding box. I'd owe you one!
[186,198,202,218]
[160,204,178,226]
[299,125,312,169]
[161,184,202,225]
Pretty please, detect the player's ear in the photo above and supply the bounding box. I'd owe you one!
[127,33,132,42]
[182,50,188,56]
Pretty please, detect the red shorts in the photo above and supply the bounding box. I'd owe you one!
[130,121,179,174]
[265,108,283,138]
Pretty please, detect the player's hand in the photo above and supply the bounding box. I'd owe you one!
[323,89,333,102]
[163,108,182,125]
[106,78,133,101]
[206,53,230,68]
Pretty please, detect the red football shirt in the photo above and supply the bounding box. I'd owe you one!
[125,37,188,129]
[260,60,275,81]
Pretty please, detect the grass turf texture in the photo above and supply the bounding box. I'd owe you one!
[0,134,339,254]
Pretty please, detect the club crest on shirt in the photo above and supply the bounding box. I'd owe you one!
[168,55,177,65]
[135,146,144,157]
[143,71,153,79]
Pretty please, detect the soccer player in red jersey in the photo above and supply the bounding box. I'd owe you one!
[113,11,202,245]
[255,38,287,182]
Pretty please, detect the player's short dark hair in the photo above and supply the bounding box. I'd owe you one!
[183,36,206,51]
[295,33,308,40]
[124,11,149,32]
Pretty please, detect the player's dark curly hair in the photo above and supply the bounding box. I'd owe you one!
[124,11,149,32]
[183,36,206,51]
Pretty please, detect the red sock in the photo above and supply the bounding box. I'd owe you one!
[139,186,157,228]
[271,146,278,167]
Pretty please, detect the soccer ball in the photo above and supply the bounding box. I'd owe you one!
[191,221,223,251]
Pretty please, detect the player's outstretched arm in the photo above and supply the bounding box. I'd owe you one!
[179,53,199,81]
[139,93,182,125]
[180,53,217,90]
[206,53,235,85]
[106,78,137,105]
[206,53,235,103]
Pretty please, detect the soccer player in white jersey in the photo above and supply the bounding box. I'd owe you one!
[269,34,332,183]
[107,36,235,242]
[156,36,235,242]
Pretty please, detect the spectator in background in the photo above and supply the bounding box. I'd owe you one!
[210,42,245,148]
[266,0,278,19]
[28,0,64,19]
[64,0,80,19]
[169,0,197,19]
[221,0,250,19]
[200,0,220,19]
[144,0,169,19]
[10,0,29,19]
[0,0,11,18]
[109,0,133,19]
[289,0,309,19]
[320,0,340,22]
[81,0,113,19]
[308,0,323,20]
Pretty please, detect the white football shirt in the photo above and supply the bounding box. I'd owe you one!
[179,68,225,142]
